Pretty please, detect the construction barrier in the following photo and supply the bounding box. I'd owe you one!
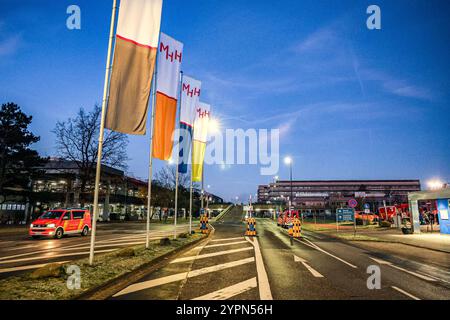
[288,221,293,236]
[200,215,209,234]
[292,218,301,238]
[245,217,257,236]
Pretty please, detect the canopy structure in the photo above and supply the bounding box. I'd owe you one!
[408,189,450,234]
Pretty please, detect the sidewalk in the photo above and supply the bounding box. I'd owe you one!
[303,222,450,254]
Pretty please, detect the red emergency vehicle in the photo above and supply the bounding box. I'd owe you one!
[29,209,91,239]
[278,210,299,228]
[378,204,410,221]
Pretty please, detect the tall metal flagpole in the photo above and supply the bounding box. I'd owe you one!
[201,167,204,211]
[173,71,184,240]
[189,171,193,234]
[89,0,118,266]
[146,65,158,249]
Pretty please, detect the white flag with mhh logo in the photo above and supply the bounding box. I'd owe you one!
[152,33,184,160]
[106,0,163,135]
[178,76,201,173]
[192,102,211,182]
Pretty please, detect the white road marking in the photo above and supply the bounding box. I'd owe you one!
[297,238,358,269]
[205,241,248,248]
[369,257,436,282]
[294,255,324,278]
[245,237,273,300]
[0,261,70,274]
[210,237,243,242]
[0,249,116,264]
[113,257,255,297]
[192,277,257,300]
[391,286,421,300]
[0,233,177,262]
[170,247,253,264]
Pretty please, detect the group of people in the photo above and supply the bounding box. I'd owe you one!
[420,209,440,225]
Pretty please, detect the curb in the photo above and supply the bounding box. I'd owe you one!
[77,230,214,300]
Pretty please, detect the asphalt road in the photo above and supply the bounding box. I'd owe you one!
[0,221,191,279]
[111,206,450,300]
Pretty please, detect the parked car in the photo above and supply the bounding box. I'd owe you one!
[29,208,91,239]
[354,211,378,224]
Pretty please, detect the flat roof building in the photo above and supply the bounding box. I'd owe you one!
[258,179,421,213]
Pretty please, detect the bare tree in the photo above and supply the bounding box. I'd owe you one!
[155,165,192,190]
[53,105,129,202]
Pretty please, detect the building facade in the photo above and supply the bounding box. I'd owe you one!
[257,180,421,213]
[0,158,223,224]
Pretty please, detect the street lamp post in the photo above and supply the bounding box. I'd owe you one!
[284,157,293,213]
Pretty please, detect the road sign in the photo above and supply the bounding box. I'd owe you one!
[364,209,370,214]
[364,203,370,209]
[337,208,354,222]
[348,199,358,208]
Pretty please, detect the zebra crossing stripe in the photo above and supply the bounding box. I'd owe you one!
[192,277,257,300]
[113,257,255,297]
[170,247,253,264]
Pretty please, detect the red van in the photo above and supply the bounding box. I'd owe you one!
[29,209,91,239]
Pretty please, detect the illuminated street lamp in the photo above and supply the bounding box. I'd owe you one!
[284,156,293,213]
[427,179,444,190]
[208,118,221,134]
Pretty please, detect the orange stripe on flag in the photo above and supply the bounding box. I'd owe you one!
[152,92,177,160]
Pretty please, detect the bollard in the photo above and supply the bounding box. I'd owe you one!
[293,218,302,238]
[245,217,257,236]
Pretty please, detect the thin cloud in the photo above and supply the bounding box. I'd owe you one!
[294,27,338,53]
[0,34,22,56]
[361,68,434,101]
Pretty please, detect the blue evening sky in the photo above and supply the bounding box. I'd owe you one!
[1,0,449,202]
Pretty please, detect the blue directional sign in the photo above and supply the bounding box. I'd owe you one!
[364,203,370,209]
[337,208,354,222]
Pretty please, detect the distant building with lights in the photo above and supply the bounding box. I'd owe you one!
[257,179,421,214]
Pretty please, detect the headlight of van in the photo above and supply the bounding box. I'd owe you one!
[47,223,56,228]
[30,223,34,228]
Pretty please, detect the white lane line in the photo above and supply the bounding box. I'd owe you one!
[391,286,421,300]
[294,255,324,278]
[245,237,273,300]
[58,241,145,251]
[369,257,436,282]
[0,249,116,264]
[0,261,70,274]
[0,234,172,262]
[205,241,248,248]
[296,238,358,269]
[3,244,40,252]
[0,238,145,261]
[170,247,253,264]
[113,257,255,297]
[210,237,243,243]
[192,277,257,300]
